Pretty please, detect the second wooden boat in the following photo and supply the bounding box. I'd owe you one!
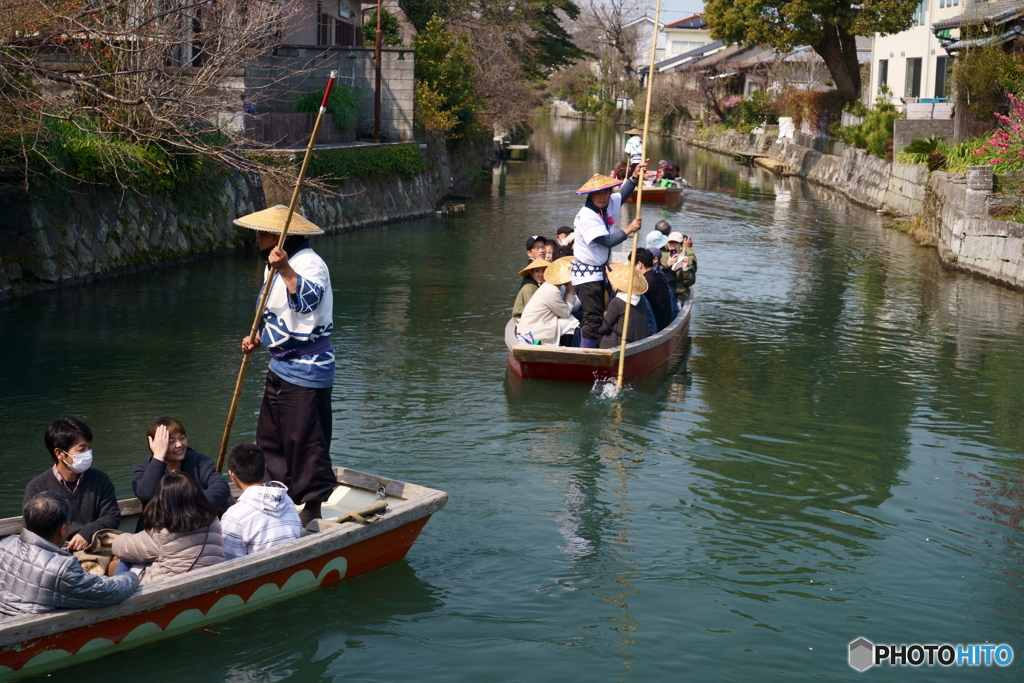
[625,185,684,203]
[0,468,446,682]
[506,290,692,382]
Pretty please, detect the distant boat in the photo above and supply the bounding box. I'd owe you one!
[505,291,693,382]
[626,184,685,204]
[0,468,447,682]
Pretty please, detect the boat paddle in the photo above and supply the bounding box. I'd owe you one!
[216,71,337,473]
[615,0,663,391]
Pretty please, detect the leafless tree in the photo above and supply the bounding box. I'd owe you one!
[765,50,832,93]
[573,0,651,96]
[0,0,310,189]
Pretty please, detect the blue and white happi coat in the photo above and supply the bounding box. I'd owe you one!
[624,136,643,164]
[571,191,625,286]
[259,243,335,388]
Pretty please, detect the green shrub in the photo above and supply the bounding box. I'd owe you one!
[362,8,402,46]
[413,15,481,138]
[833,100,903,159]
[306,143,424,182]
[295,85,362,131]
[895,135,947,170]
[723,91,778,133]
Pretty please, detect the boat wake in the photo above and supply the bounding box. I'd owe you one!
[592,379,624,400]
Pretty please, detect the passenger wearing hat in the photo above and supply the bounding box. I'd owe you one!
[525,235,548,263]
[235,205,338,528]
[571,164,645,348]
[517,257,580,346]
[555,226,574,247]
[665,231,697,294]
[598,262,653,349]
[513,259,550,325]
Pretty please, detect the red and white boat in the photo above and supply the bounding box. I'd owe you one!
[505,290,692,382]
[0,468,447,682]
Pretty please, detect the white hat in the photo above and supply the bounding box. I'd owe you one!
[645,231,668,249]
[667,231,685,243]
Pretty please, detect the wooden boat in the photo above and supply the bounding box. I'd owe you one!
[0,468,447,682]
[506,290,692,382]
[625,185,684,203]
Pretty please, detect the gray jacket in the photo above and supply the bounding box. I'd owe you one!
[0,530,138,617]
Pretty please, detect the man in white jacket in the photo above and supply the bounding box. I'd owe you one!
[222,444,303,560]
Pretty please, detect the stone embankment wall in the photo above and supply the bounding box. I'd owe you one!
[0,135,491,300]
[661,122,1024,290]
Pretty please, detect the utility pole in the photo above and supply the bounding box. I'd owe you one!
[373,0,382,143]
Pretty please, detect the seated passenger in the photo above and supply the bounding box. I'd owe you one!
[517,256,580,346]
[133,417,232,519]
[658,160,681,181]
[23,418,120,552]
[221,444,302,560]
[512,259,550,324]
[598,262,653,349]
[635,249,675,332]
[552,243,574,260]
[524,235,547,264]
[544,241,555,262]
[666,231,697,294]
[0,492,137,616]
[555,226,574,247]
[113,472,225,584]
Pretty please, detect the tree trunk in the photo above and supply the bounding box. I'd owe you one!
[814,23,861,102]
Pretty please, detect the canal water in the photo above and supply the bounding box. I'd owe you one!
[3,116,1024,680]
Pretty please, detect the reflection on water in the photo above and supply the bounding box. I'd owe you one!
[3,115,1024,680]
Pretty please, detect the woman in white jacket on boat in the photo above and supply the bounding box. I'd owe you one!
[517,257,580,346]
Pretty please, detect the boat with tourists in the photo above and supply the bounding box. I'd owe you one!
[625,184,684,204]
[505,290,692,382]
[0,468,447,682]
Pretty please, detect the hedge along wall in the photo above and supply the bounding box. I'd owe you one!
[257,137,470,235]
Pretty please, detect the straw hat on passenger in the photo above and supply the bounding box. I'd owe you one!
[625,128,644,135]
[576,174,622,195]
[518,258,551,277]
[544,256,574,286]
[233,205,325,236]
[607,261,648,295]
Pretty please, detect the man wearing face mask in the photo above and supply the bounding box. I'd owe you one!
[235,206,338,528]
[23,418,120,551]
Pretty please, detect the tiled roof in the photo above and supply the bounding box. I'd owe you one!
[664,14,708,30]
[655,39,724,71]
[932,0,1024,29]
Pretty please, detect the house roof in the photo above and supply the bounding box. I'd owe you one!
[943,24,1024,50]
[625,15,665,29]
[664,14,708,30]
[932,0,1024,29]
[655,39,725,71]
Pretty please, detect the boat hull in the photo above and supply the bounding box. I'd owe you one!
[625,187,683,203]
[0,469,446,682]
[506,291,692,382]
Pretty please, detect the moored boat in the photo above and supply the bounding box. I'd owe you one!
[506,290,692,382]
[0,468,446,682]
[625,185,684,204]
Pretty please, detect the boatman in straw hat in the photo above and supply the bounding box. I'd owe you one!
[571,162,646,348]
[234,205,338,528]
[624,128,644,176]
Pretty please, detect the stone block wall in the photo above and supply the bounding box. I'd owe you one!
[893,119,955,154]
[0,172,262,296]
[660,120,1024,291]
[246,47,414,141]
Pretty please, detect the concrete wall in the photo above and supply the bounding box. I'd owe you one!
[661,121,1024,291]
[893,119,955,153]
[247,47,414,141]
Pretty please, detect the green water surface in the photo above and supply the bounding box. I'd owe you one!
[2,117,1024,681]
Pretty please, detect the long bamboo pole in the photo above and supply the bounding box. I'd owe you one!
[615,0,662,390]
[216,71,337,473]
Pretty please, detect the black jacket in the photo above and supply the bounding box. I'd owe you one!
[643,269,676,332]
[598,296,653,349]
[24,469,120,542]
[132,449,232,518]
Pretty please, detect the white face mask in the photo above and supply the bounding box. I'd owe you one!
[64,449,93,474]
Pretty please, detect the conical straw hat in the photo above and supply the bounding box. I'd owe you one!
[544,256,574,286]
[607,261,648,295]
[576,174,622,195]
[233,205,325,236]
[625,128,644,135]
[518,258,551,277]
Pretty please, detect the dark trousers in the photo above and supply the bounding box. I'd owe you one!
[576,280,606,340]
[257,371,337,505]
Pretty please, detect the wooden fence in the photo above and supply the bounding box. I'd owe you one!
[244,113,355,148]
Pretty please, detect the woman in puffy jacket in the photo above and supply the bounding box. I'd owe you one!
[113,472,225,584]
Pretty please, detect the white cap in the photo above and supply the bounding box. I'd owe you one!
[667,231,685,243]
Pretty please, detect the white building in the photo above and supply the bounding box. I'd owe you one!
[869,0,963,106]
[626,16,667,68]
[662,14,714,59]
